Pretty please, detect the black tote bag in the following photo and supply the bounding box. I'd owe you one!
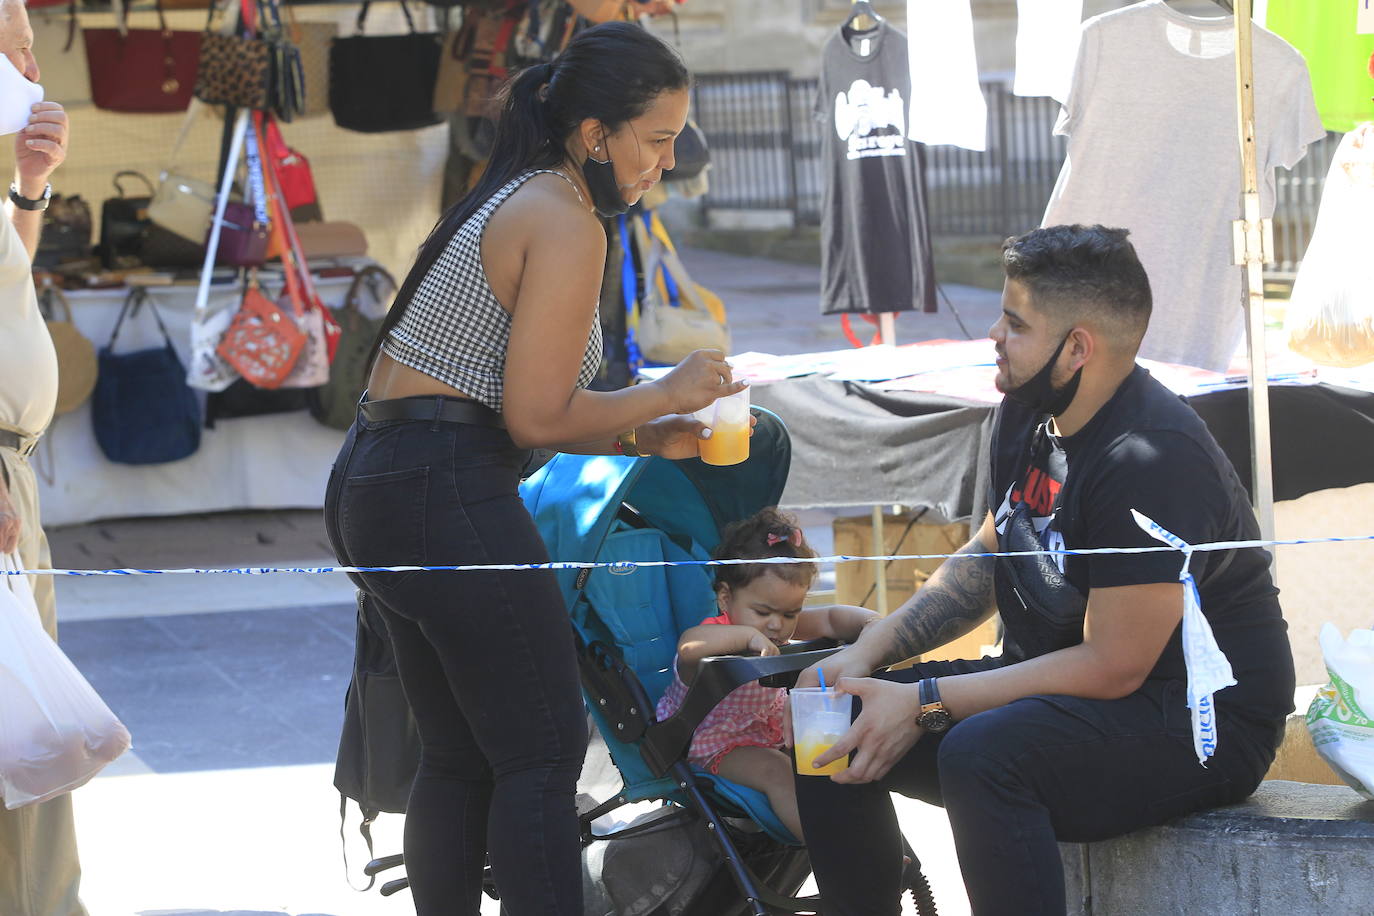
[328,0,443,133]
[93,288,202,466]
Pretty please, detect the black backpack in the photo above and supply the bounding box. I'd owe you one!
[333,590,420,887]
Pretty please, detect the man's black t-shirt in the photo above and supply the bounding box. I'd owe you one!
[814,22,937,316]
[987,366,1295,725]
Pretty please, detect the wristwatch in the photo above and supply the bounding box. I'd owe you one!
[916,678,954,734]
[9,182,51,211]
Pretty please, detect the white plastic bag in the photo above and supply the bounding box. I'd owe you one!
[1306,622,1374,800]
[1285,123,1374,368]
[0,554,131,809]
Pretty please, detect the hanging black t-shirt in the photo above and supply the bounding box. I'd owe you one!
[987,366,1294,726]
[814,21,937,316]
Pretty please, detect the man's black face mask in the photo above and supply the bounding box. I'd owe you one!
[1005,332,1083,416]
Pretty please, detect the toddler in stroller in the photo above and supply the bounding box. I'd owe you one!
[655,507,878,842]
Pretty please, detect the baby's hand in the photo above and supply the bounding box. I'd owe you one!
[747,631,780,658]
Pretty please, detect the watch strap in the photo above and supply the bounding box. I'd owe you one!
[9,183,51,211]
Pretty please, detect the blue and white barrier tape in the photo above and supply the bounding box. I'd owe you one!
[1,533,1372,577]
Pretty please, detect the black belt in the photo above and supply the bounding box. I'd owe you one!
[360,395,506,429]
[0,428,40,458]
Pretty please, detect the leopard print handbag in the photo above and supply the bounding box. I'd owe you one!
[192,0,274,110]
[193,31,273,110]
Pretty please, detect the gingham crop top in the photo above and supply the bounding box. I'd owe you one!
[381,170,603,412]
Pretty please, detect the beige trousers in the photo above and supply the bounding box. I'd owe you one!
[0,448,88,916]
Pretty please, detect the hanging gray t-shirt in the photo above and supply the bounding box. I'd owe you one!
[1042,0,1323,371]
[815,21,938,317]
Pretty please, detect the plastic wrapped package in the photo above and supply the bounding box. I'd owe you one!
[1286,123,1374,368]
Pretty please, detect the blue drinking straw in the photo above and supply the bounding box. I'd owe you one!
[818,668,828,691]
[818,668,830,712]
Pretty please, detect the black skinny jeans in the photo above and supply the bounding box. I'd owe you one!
[323,400,587,916]
[795,659,1281,916]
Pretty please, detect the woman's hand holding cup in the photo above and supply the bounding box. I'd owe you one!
[658,348,746,415]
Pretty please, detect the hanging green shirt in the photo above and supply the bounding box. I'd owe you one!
[1266,0,1374,132]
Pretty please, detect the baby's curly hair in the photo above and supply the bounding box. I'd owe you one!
[712,507,818,594]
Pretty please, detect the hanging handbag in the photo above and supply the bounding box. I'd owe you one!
[263,117,320,221]
[97,171,155,269]
[432,17,474,116]
[258,109,342,366]
[148,100,217,244]
[212,120,271,267]
[281,4,336,118]
[193,0,274,110]
[215,275,307,389]
[37,282,98,417]
[631,214,729,364]
[82,0,202,113]
[453,0,521,161]
[35,193,93,269]
[309,265,395,430]
[257,0,305,122]
[188,108,252,392]
[93,287,202,465]
[328,0,443,134]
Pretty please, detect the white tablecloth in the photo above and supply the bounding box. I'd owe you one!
[36,269,367,528]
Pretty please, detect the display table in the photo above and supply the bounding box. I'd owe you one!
[34,267,378,528]
[740,342,1374,519]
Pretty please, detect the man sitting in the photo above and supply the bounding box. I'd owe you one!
[794,224,1293,915]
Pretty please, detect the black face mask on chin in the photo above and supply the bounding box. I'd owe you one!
[1005,332,1083,416]
[583,150,629,218]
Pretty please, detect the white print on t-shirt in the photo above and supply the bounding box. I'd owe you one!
[834,79,907,161]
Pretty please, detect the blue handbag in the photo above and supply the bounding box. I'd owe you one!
[92,287,202,465]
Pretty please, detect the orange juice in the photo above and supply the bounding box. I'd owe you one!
[794,735,849,776]
[699,420,750,466]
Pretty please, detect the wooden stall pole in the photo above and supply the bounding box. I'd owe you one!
[1231,0,1277,544]
[871,504,890,615]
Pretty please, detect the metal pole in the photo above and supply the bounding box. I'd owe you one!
[1232,0,1276,546]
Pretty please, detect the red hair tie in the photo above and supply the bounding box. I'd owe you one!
[766,529,803,548]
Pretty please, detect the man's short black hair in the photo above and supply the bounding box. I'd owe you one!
[1002,225,1152,350]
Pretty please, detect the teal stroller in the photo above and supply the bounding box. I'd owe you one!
[518,407,937,915]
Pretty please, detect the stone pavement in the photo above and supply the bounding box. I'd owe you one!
[48,245,1003,915]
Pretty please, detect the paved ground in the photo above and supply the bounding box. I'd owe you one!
[47,246,1003,915]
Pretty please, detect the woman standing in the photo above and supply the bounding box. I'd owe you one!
[323,22,736,916]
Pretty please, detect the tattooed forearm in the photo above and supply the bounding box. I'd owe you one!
[884,540,997,665]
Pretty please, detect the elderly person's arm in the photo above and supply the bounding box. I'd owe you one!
[8,100,68,260]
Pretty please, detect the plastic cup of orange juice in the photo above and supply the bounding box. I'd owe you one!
[790,687,852,776]
[694,387,750,466]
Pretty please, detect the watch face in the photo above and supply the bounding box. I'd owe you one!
[918,708,954,733]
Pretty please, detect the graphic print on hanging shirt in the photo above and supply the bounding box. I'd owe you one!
[993,421,1069,573]
[814,21,938,316]
[834,79,908,160]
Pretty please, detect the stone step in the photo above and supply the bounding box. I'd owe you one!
[1061,780,1374,915]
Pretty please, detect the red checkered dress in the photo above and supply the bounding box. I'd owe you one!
[654,613,787,773]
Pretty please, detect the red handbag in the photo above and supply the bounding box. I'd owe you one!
[82,0,202,113]
[264,118,321,220]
